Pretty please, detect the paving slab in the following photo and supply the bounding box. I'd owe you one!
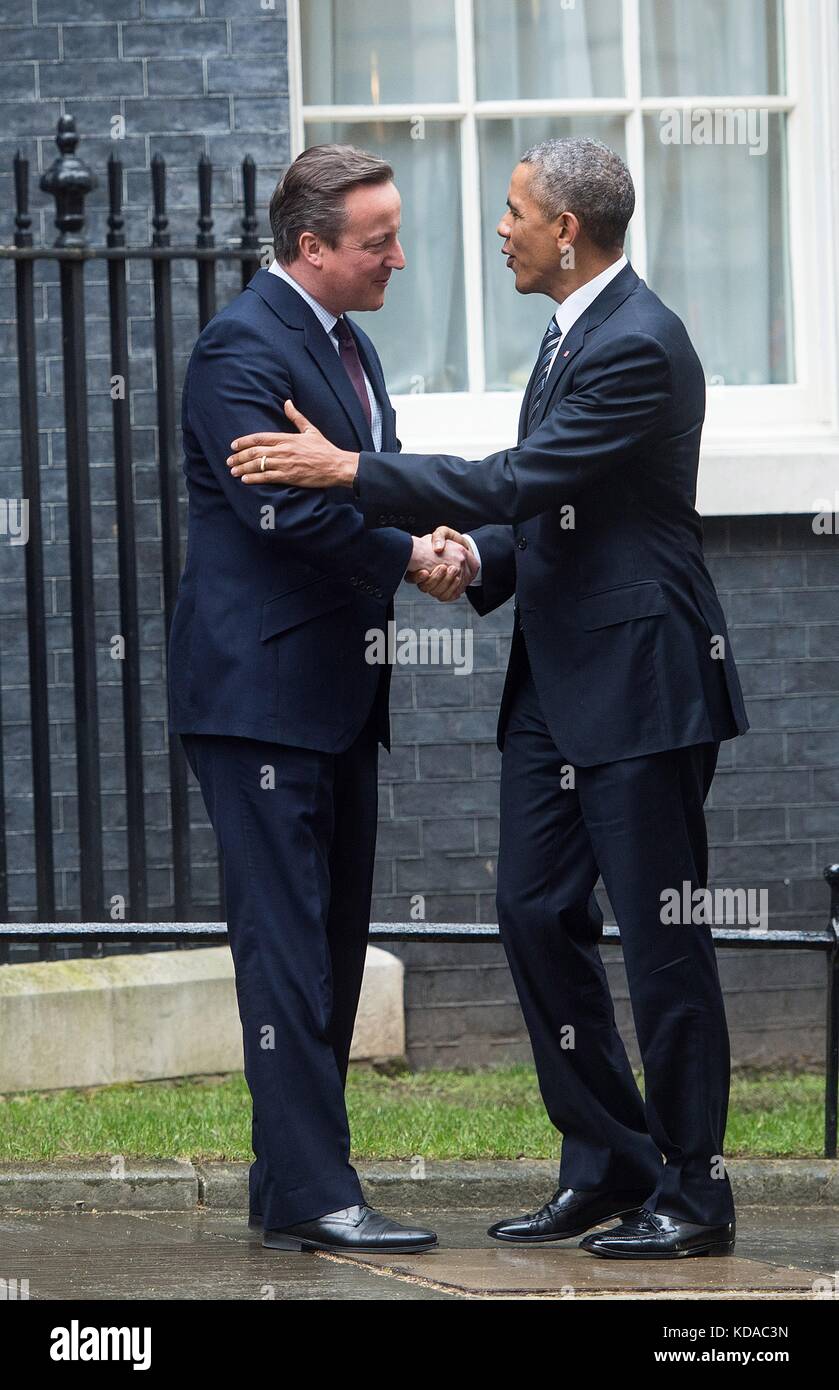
[337,1248,819,1300]
[329,1203,838,1300]
[0,1212,452,1301]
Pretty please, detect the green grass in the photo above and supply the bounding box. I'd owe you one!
[0,1066,825,1163]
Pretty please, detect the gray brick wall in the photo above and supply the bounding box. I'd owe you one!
[0,0,287,916]
[0,3,836,1071]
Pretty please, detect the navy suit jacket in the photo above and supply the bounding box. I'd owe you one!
[167,268,412,753]
[355,262,749,765]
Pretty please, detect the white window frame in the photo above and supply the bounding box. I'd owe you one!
[287,0,839,514]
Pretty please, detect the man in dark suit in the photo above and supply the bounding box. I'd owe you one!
[227,137,750,1260]
[168,144,475,1254]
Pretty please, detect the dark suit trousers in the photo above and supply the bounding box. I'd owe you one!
[180,710,379,1230]
[497,647,735,1227]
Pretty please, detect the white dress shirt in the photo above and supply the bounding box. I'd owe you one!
[547,252,627,373]
[466,254,628,584]
[267,258,383,451]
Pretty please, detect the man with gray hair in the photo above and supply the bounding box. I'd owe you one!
[228,136,750,1261]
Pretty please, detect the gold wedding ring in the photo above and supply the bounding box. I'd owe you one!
[259,455,267,473]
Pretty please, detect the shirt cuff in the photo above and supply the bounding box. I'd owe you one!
[464,533,482,585]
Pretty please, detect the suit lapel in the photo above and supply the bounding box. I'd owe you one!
[351,320,385,407]
[520,262,641,437]
[348,317,395,448]
[517,352,544,445]
[301,320,375,451]
[246,269,375,451]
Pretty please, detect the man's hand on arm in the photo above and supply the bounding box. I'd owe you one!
[227,408,480,601]
[227,400,359,488]
[188,320,410,600]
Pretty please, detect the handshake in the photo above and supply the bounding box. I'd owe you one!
[223,417,479,601]
[405,526,479,602]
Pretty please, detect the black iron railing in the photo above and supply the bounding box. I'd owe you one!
[1,116,264,938]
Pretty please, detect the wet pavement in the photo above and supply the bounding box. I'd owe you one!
[1,1204,837,1300]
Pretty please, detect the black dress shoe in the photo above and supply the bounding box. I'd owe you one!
[247,1214,262,1232]
[579,1206,736,1259]
[263,1204,438,1253]
[487,1185,652,1244]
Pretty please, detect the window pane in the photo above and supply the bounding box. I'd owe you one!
[640,0,785,96]
[479,117,627,392]
[644,113,793,384]
[302,0,458,105]
[304,120,467,393]
[475,0,624,99]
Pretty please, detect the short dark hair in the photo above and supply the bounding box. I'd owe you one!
[269,144,395,264]
[520,137,635,251]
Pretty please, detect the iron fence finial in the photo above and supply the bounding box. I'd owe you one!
[40,115,97,249]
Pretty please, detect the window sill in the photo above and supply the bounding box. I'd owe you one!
[390,393,839,517]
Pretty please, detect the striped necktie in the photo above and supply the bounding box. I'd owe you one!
[527,316,563,433]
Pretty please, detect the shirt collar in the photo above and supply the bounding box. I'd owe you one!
[553,253,628,339]
[268,258,340,336]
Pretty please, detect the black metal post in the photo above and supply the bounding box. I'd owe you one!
[240,155,262,288]
[13,151,56,938]
[107,153,148,924]
[40,117,104,934]
[151,152,191,920]
[824,864,839,1159]
[196,153,216,330]
[193,154,223,914]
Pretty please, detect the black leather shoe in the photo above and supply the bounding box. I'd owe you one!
[487,1186,652,1244]
[263,1204,438,1253]
[579,1206,736,1258]
[247,1214,262,1232]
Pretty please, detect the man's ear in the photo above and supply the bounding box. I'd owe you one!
[298,231,322,267]
[554,210,580,257]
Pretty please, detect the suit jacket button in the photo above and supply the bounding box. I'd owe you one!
[517,536,527,549]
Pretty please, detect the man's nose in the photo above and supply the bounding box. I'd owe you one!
[387,239,406,269]
[497,218,510,240]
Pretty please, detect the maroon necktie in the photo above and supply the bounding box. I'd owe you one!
[334,315,372,428]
